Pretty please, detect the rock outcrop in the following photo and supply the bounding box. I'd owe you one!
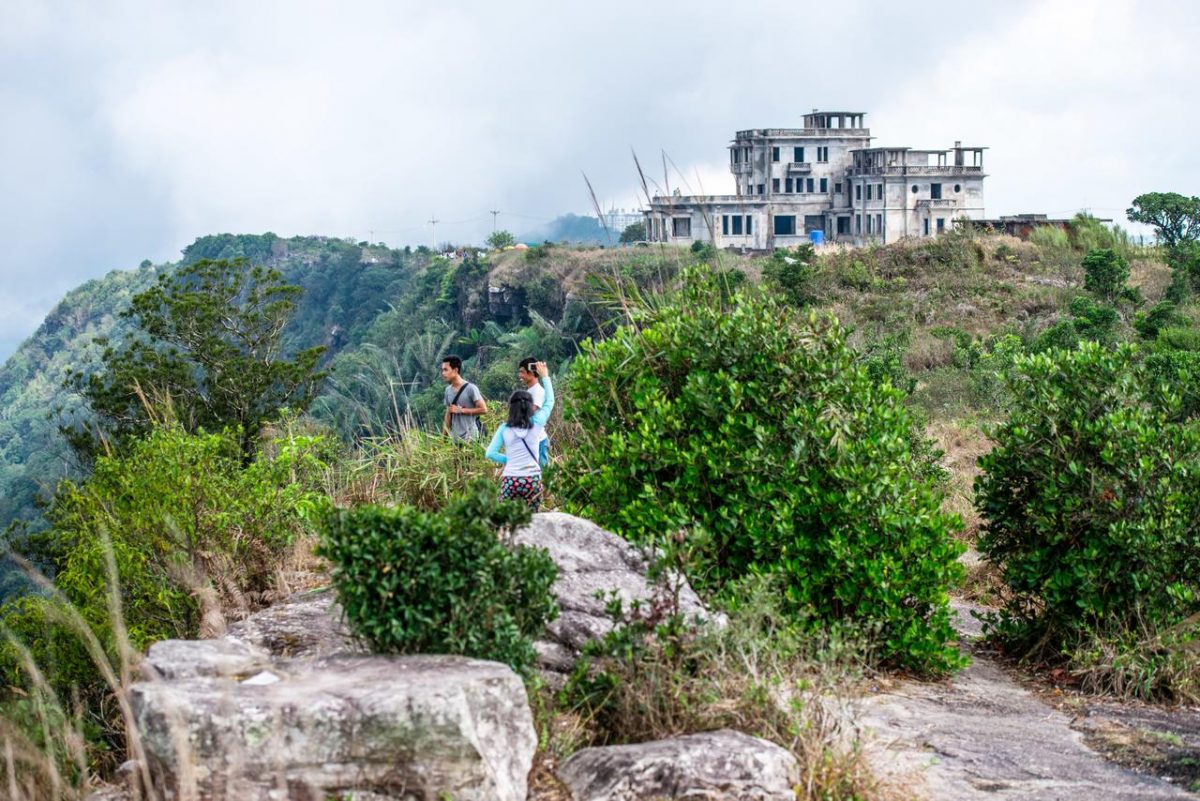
[557,729,800,800]
[126,512,715,800]
[514,512,710,672]
[134,643,535,801]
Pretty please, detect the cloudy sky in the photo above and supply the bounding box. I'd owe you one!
[1,0,1197,358]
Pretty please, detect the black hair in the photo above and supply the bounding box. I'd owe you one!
[442,355,463,372]
[518,356,538,374]
[507,390,534,429]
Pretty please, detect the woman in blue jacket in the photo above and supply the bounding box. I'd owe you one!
[485,361,554,510]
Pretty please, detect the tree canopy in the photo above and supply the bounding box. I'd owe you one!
[1127,192,1200,252]
[64,258,325,460]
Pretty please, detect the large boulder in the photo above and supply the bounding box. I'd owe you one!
[557,729,800,800]
[133,644,535,801]
[514,512,710,672]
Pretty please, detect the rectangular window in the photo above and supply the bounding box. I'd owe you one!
[774,215,796,236]
[876,214,883,234]
[817,146,829,162]
[931,183,943,199]
[855,184,862,201]
[806,178,814,193]
[936,217,946,232]
[794,146,804,163]
[835,182,842,194]
[731,215,743,235]
[865,185,872,201]
[772,178,780,193]
[856,215,862,234]
[722,215,729,236]
[772,146,780,162]
[837,216,850,235]
[785,178,793,193]
[820,177,828,193]
[732,149,739,165]
[746,215,753,235]
[758,184,765,195]
[924,218,931,236]
[673,217,691,237]
[866,215,873,234]
[878,184,884,200]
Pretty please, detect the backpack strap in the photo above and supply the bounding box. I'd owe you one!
[451,382,472,407]
[517,432,540,467]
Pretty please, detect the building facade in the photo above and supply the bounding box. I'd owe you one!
[644,110,986,249]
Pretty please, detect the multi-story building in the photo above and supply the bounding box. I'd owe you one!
[644,110,986,249]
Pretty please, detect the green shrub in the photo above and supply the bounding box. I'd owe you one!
[562,272,965,672]
[1134,301,1186,340]
[318,481,558,674]
[1157,325,1200,352]
[976,343,1200,659]
[0,424,331,761]
[689,240,717,262]
[762,244,818,306]
[1029,225,1071,251]
[1081,248,1131,303]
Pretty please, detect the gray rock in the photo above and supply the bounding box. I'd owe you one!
[557,729,800,800]
[225,588,362,659]
[140,637,272,680]
[131,650,535,801]
[515,512,710,663]
[858,600,1194,799]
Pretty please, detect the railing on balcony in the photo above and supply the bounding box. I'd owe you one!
[736,128,870,138]
[915,198,959,209]
[786,162,812,174]
[849,165,983,177]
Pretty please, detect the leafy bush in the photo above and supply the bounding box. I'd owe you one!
[762,244,818,306]
[1033,296,1120,352]
[1081,248,1131,303]
[1134,301,1186,340]
[319,481,558,674]
[562,272,965,672]
[689,240,717,262]
[976,343,1200,662]
[1028,225,1070,251]
[0,424,331,761]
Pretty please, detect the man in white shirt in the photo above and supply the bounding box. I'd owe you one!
[517,357,549,461]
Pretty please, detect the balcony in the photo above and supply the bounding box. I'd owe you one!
[916,198,959,209]
[786,162,812,174]
[849,165,984,177]
[736,128,870,139]
[731,162,752,175]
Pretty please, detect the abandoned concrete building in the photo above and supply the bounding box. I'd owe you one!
[643,110,986,249]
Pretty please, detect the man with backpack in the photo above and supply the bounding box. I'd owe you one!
[441,355,488,442]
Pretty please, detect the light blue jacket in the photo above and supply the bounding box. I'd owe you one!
[485,376,554,468]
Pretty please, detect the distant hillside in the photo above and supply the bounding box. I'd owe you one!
[519,213,612,245]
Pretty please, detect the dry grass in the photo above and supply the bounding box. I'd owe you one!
[926,418,992,542]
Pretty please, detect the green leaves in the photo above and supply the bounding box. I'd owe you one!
[977,342,1200,659]
[64,258,326,461]
[560,270,965,673]
[318,480,558,675]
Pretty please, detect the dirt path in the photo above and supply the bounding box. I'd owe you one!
[857,602,1197,800]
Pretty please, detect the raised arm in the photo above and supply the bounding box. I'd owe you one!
[531,374,554,427]
[485,425,507,464]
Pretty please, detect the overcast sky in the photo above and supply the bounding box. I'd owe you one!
[2,0,1198,359]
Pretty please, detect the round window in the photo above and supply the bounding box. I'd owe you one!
[954,184,962,193]
[911,185,919,194]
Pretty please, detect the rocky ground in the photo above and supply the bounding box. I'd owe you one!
[858,601,1200,800]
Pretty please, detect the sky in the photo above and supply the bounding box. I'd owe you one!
[1,0,1198,359]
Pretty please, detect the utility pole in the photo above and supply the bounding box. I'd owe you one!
[490,209,500,232]
[428,215,439,250]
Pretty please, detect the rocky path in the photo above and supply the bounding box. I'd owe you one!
[858,602,1198,800]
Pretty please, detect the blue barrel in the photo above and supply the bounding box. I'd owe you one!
[809,230,825,246]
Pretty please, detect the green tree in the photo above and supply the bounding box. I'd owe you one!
[619,221,647,243]
[1126,192,1200,253]
[1080,248,1130,303]
[64,258,325,460]
[486,229,516,250]
[562,272,965,672]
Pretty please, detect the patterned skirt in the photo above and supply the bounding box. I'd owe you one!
[500,475,543,511]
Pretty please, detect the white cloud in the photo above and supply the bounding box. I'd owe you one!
[1,0,1197,357]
